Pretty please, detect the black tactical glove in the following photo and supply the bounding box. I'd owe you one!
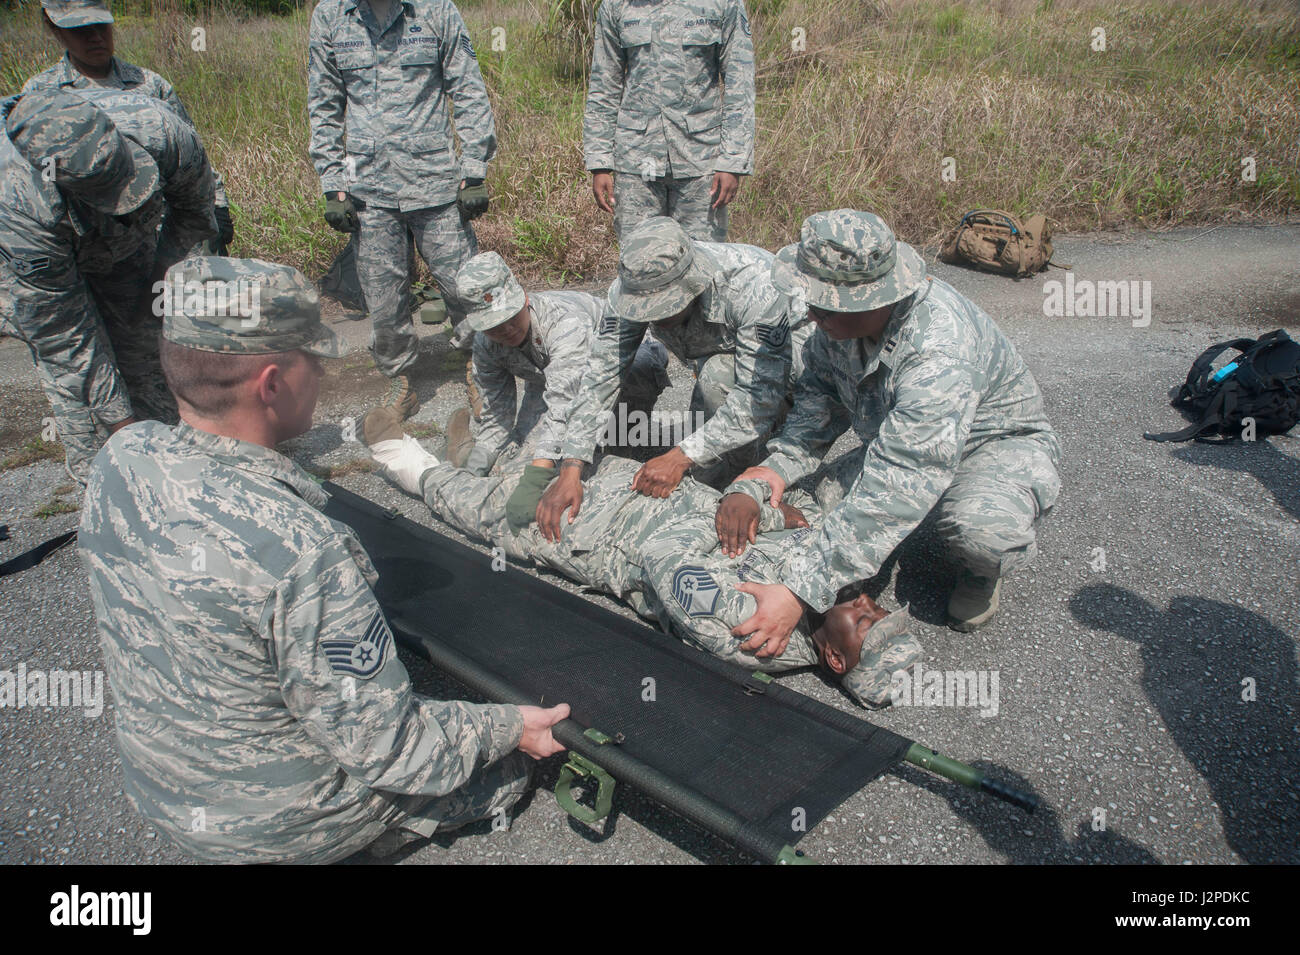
[457,178,489,221]
[506,464,556,534]
[324,192,359,233]
[214,204,234,253]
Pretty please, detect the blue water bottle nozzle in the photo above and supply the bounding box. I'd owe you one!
[1211,361,1239,384]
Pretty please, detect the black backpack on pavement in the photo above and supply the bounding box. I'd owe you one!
[1143,329,1300,443]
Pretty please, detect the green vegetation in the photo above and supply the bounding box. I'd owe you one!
[1,438,63,471]
[33,496,79,519]
[1,0,1295,282]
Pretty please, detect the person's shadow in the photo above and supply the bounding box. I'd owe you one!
[1070,582,1299,863]
[897,761,1160,863]
[1171,439,1300,522]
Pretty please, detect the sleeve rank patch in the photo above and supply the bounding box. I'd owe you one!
[757,315,790,350]
[671,566,721,618]
[321,610,392,679]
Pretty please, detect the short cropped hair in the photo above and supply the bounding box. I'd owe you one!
[159,336,286,418]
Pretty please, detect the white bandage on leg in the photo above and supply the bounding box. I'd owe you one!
[370,435,440,495]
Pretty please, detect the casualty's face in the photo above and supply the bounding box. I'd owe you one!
[811,592,888,673]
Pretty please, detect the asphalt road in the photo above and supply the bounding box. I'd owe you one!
[1,223,1297,865]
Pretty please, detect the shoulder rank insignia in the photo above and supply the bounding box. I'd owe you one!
[598,313,619,337]
[321,610,392,679]
[0,249,52,277]
[757,315,789,350]
[460,34,477,59]
[671,566,721,618]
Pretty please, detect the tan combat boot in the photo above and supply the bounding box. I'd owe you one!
[362,405,440,496]
[445,406,475,469]
[362,405,405,447]
[382,374,419,421]
[947,572,1001,632]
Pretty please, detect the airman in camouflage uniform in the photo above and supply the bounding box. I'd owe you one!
[364,422,921,707]
[541,217,808,537]
[0,87,217,482]
[23,0,233,253]
[584,0,755,242]
[732,211,1062,646]
[78,256,565,864]
[309,0,496,417]
[455,252,669,475]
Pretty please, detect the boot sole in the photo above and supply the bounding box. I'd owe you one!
[947,584,1001,632]
[446,407,474,468]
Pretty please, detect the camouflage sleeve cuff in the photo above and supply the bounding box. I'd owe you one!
[558,444,594,465]
[760,455,804,488]
[783,565,839,615]
[479,703,526,765]
[97,395,136,428]
[677,430,719,468]
[460,158,489,182]
[721,478,770,508]
[757,502,786,533]
[319,173,348,195]
[585,153,615,172]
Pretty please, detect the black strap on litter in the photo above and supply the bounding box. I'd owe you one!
[322,483,912,863]
[0,529,77,578]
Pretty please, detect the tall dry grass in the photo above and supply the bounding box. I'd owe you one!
[1,0,1296,284]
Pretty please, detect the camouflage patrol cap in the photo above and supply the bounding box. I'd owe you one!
[5,88,158,215]
[162,257,344,358]
[609,217,712,323]
[840,604,923,709]
[40,0,114,28]
[456,252,527,332]
[773,210,926,312]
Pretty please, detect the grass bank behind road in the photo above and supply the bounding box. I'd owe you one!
[1,0,1296,284]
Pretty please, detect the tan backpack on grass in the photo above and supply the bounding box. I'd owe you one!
[939,209,1058,277]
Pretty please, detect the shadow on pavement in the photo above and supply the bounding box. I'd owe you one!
[1070,582,1299,864]
[896,761,1161,863]
[1171,439,1300,521]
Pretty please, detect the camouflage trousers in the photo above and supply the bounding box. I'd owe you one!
[373,750,534,852]
[816,436,1061,580]
[614,172,727,243]
[357,201,477,378]
[7,243,177,484]
[471,338,671,474]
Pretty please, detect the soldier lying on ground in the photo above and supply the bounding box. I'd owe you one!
[78,256,567,864]
[365,405,921,708]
